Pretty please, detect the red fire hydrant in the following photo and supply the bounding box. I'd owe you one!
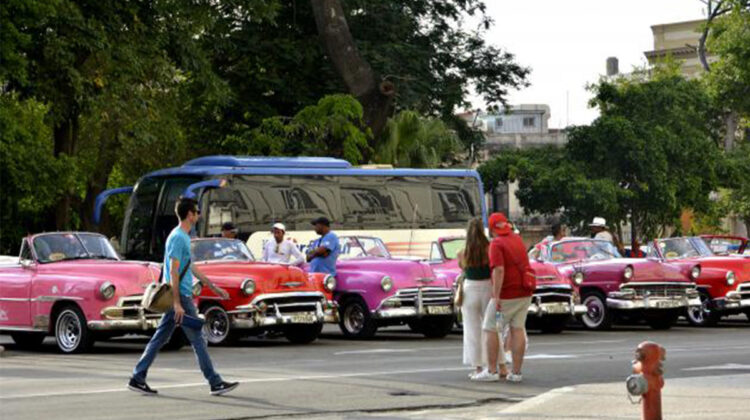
[626,341,666,420]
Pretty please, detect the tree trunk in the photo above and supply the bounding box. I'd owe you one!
[52,116,79,230]
[310,0,395,139]
[724,111,738,152]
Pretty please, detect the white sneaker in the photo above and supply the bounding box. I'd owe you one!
[506,373,523,383]
[471,369,499,382]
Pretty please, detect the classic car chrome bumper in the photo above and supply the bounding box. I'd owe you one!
[93,296,162,331]
[227,292,337,328]
[606,295,701,310]
[375,287,455,319]
[722,284,750,309]
[606,283,701,310]
[528,301,588,316]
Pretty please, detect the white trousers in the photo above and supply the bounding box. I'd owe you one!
[461,279,492,366]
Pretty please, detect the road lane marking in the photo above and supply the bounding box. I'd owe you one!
[335,348,417,355]
[683,364,750,372]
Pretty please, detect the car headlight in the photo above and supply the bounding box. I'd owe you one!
[691,266,701,280]
[192,281,203,296]
[241,278,256,295]
[324,275,336,292]
[623,266,634,281]
[572,271,584,286]
[381,276,393,292]
[726,271,736,286]
[99,281,116,300]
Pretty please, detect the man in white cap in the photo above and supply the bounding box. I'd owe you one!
[262,223,305,266]
[589,217,614,243]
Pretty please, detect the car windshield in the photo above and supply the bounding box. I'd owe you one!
[192,239,254,262]
[545,240,621,263]
[339,236,391,259]
[703,237,745,255]
[657,237,713,259]
[440,238,465,260]
[33,233,119,263]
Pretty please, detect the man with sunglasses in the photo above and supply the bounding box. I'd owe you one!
[261,223,305,266]
[128,196,238,396]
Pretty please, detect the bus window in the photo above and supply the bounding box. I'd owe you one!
[431,177,479,227]
[340,176,396,229]
[122,177,162,260]
[288,175,341,230]
[388,176,434,229]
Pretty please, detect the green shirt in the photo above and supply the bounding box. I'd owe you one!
[463,265,491,280]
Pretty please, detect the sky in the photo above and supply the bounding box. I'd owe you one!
[475,0,707,128]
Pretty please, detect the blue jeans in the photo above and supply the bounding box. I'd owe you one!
[132,295,222,387]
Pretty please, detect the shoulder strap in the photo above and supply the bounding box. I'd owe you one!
[157,258,192,284]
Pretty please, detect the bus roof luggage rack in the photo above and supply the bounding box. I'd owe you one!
[183,156,352,169]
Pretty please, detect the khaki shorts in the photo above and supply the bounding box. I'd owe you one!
[482,297,532,331]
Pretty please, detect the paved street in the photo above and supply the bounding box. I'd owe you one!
[2,318,749,420]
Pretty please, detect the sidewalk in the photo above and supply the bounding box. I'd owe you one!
[366,373,750,419]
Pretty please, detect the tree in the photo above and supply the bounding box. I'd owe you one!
[479,68,721,241]
[374,111,463,168]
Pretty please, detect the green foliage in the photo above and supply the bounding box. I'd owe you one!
[374,111,463,168]
[220,95,372,164]
[721,143,750,230]
[479,70,721,239]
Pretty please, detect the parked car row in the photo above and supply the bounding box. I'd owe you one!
[1,232,749,353]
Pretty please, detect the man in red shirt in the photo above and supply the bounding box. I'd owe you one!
[485,212,533,383]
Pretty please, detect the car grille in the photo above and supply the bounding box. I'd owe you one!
[116,295,161,319]
[255,293,325,315]
[737,283,750,300]
[622,283,692,299]
[392,287,453,307]
[534,285,574,303]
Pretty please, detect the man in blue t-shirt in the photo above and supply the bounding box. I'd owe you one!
[129,196,238,397]
[307,217,340,276]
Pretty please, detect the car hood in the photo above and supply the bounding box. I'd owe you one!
[37,259,161,296]
[556,258,689,283]
[195,261,315,291]
[530,261,573,287]
[337,257,448,288]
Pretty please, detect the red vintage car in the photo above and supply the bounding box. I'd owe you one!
[701,235,749,257]
[536,238,700,330]
[0,232,165,353]
[650,236,750,326]
[191,238,337,345]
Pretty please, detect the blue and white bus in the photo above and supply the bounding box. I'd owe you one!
[96,156,487,261]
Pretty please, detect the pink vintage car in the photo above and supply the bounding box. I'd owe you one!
[326,236,456,339]
[535,238,700,330]
[0,232,168,353]
[650,236,750,326]
[431,237,586,333]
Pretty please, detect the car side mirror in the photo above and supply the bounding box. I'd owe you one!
[20,259,34,269]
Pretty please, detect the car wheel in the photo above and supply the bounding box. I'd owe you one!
[686,291,719,327]
[538,315,569,334]
[10,332,46,349]
[580,292,613,330]
[284,322,323,344]
[202,304,237,345]
[418,316,455,338]
[339,297,377,339]
[54,305,94,354]
[646,312,678,330]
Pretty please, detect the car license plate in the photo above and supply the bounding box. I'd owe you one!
[427,305,452,315]
[655,300,679,309]
[290,313,317,324]
[546,303,568,314]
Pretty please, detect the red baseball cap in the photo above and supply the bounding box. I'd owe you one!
[488,212,511,235]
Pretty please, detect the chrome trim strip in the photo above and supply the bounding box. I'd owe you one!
[0,326,47,332]
[620,282,695,289]
[32,296,84,302]
[0,297,30,302]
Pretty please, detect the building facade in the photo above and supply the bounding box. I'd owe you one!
[644,19,714,78]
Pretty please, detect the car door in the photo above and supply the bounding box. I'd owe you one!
[0,239,34,328]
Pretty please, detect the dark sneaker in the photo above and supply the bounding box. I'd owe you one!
[128,378,157,395]
[210,381,239,396]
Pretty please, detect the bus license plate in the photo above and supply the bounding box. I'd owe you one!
[427,305,452,315]
[291,314,317,324]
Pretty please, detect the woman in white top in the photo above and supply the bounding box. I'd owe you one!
[262,223,305,266]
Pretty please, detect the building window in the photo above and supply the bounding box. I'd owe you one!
[494,117,503,129]
[523,117,536,127]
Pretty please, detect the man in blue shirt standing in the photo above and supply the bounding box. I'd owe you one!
[128,196,238,396]
[307,217,340,277]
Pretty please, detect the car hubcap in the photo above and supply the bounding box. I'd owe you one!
[344,304,364,334]
[56,311,81,351]
[204,307,229,344]
[688,295,710,324]
[583,296,604,328]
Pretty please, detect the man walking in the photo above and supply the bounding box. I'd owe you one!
[128,196,238,396]
[262,223,305,266]
[485,212,533,383]
[306,217,340,276]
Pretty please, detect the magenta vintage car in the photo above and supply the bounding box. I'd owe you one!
[536,238,700,330]
[650,236,750,326]
[431,237,586,333]
[0,232,166,353]
[324,236,455,339]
